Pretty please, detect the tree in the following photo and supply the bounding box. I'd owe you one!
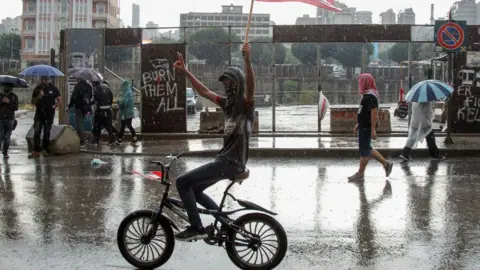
[187,28,241,65]
[151,36,179,44]
[334,43,374,68]
[387,43,422,64]
[250,37,286,66]
[290,43,338,65]
[0,33,21,60]
[105,46,133,62]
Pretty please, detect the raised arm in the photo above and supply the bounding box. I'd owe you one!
[242,43,255,102]
[173,53,218,104]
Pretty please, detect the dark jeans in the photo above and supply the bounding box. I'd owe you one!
[93,109,115,144]
[34,115,54,152]
[175,158,243,229]
[117,118,136,140]
[0,119,14,154]
[358,127,373,157]
[74,109,85,144]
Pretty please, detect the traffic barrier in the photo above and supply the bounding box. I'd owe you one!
[330,105,391,133]
[26,125,81,155]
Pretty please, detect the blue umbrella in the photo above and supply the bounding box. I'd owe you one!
[406,80,454,103]
[19,64,64,77]
[0,75,29,88]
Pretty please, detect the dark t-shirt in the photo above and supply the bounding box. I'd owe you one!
[216,96,255,169]
[357,94,378,128]
[32,84,60,118]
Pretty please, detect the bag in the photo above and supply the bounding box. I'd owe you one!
[318,91,330,121]
[13,119,17,130]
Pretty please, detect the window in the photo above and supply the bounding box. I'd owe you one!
[96,21,106,28]
[96,3,106,14]
[60,1,68,14]
[25,38,35,49]
[26,21,35,31]
[27,1,36,12]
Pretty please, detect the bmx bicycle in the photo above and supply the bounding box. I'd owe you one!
[117,153,288,269]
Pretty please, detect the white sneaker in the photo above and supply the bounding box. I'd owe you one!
[348,172,364,181]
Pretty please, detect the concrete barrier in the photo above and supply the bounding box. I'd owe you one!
[26,125,80,155]
[330,105,391,133]
[199,109,259,133]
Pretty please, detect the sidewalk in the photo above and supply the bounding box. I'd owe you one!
[81,136,480,158]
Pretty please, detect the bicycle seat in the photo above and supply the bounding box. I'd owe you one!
[231,169,249,182]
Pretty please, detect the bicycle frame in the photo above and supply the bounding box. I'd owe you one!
[146,155,277,245]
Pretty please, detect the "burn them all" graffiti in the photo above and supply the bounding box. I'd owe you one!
[456,85,480,123]
[142,59,183,113]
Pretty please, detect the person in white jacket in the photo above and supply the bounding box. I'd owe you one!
[400,101,445,161]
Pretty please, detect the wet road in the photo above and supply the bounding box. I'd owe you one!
[1,154,479,269]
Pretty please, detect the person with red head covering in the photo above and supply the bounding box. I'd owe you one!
[348,73,393,181]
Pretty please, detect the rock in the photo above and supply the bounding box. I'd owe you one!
[26,125,80,155]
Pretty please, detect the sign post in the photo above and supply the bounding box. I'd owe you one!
[434,18,466,145]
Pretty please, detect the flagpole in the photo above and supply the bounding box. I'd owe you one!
[245,0,255,43]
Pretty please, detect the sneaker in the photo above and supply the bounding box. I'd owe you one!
[41,150,50,157]
[385,161,394,177]
[175,226,208,241]
[3,153,8,159]
[28,152,41,159]
[430,155,445,161]
[399,154,411,162]
[348,172,364,181]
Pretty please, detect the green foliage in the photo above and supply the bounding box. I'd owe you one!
[105,46,133,62]
[187,28,241,65]
[0,33,21,60]
[250,37,286,65]
[151,36,179,44]
[290,43,317,65]
[334,43,374,68]
[387,43,422,64]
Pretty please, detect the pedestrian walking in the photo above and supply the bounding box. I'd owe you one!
[348,73,393,181]
[116,80,137,145]
[399,101,445,161]
[29,76,62,158]
[67,79,92,146]
[92,80,115,147]
[0,83,18,158]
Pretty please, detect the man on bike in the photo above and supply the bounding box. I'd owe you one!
[172,43,255,241]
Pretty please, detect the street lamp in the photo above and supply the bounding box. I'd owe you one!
[9,28,17,70]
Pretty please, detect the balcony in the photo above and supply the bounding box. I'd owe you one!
[23,9,36,17]
[23,29,35,36]
[92,12,108,19]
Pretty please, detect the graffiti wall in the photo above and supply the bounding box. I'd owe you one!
[141,43,186,133]
[451,67,480,132]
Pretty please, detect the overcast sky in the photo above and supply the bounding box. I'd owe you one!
[2,0,456,28]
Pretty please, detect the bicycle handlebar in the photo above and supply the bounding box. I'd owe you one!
[148,153,185,181]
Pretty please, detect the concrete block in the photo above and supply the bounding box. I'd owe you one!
[330,107,391,133]
[199,110,259,133]
[26,125,80,155]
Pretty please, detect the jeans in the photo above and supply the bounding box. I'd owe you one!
[93,108,115,144]
[175,157,243,229]
[33,116,54,152]
[117,118,136,139]
[358,127,373,157]
[0,119,14,154]
[75,109,85,144]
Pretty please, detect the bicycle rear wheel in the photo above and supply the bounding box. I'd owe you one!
[225,213,288,269]
[117,210,175,269]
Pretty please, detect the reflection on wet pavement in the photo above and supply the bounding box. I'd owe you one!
[1,154,480,269]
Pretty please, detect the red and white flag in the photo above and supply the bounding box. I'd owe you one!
[257,0,342,12]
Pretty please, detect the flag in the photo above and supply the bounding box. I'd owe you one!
[256,0,342,12]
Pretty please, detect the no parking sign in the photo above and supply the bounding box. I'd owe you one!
[434,20,467,52]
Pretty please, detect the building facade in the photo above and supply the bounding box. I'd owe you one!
[397,8,415,24]
[179,4,271,41]
[380,9,396,24]
[355,11,373,24]
[316,1,348,24]
[0,17,22,35]
[132,3,140,27]
[451,0,476,25]
[295,14,317,25]
[144,21,159,40]
[20,0,121,68]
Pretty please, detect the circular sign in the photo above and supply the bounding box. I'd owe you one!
[437,22,465,50]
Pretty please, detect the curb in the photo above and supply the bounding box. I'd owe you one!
[81,148,480,158]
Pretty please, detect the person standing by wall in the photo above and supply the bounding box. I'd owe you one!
[0,83,18,158]
[67,79,92,146]
[91,80,115,147]
[116,80,137,145]
[29,77,62,158]
[348,73,393,181]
